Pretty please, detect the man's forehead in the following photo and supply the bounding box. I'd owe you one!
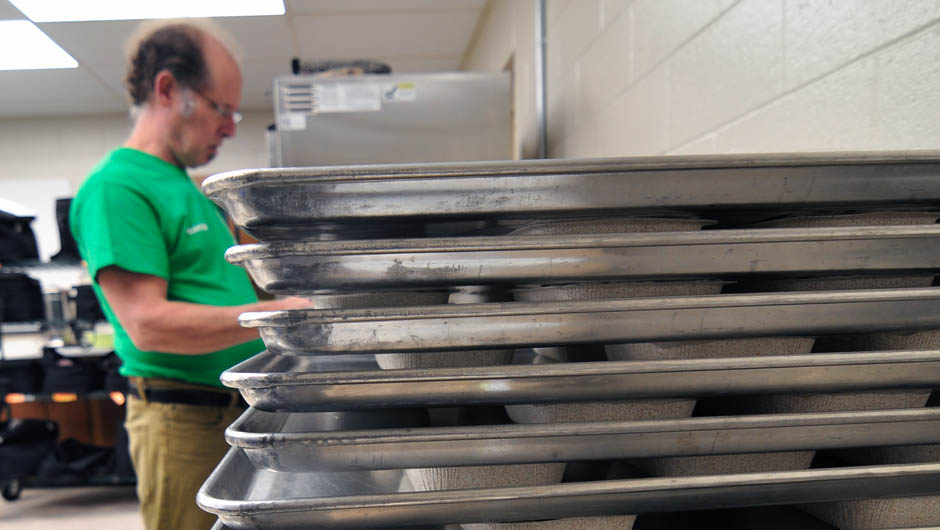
[203,40,242,98]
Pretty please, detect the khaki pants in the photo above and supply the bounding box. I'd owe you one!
[125,378,244,530]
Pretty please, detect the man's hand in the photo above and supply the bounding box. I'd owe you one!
[254,296,314,312]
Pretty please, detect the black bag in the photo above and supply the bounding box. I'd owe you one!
[0,295,44,395]
[0,359,43,395]
[72,284,105,324]
[0,273,44,323]
[0,418,58,479]
[0,211,39,264]
[40,347,105,394]
[37,438,114,480]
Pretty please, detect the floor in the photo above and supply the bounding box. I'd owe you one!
[0,485,144,530]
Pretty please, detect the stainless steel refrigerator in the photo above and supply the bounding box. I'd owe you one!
[269,72,512,167]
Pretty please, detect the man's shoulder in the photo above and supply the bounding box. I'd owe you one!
[91,148,165,177]
[79,148,180,195]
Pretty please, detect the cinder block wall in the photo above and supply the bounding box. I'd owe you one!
[463,0,940,158]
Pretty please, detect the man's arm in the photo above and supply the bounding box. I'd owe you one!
[97,266,309,354]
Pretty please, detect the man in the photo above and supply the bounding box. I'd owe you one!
[70,19,307,530]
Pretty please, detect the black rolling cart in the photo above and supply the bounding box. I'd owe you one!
[0,337,135,501]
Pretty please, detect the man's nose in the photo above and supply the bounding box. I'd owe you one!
[221,117,236,138]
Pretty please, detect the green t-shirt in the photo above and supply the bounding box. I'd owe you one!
[70,147,263,387]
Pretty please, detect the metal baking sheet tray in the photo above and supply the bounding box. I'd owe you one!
[240,287,940,354]
[198,447,940,529]
[223,350,940,412]
[210,520,456,530]
[202,151,940,240]
[226,226,940,293]
[209,512,842,530]
[227,407,940,472]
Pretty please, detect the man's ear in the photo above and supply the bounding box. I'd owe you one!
[153,70,177,109]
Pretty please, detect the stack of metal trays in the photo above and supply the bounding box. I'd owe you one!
[200,152,940,530]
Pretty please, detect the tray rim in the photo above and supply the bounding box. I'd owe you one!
[197,448,940,516]
[221,349,940,388]
[239,287,940,327]
[203,150,940,195]
[225,225,940,261]
[225,407,940,448]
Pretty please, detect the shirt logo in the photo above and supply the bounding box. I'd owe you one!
[186,223,209,236]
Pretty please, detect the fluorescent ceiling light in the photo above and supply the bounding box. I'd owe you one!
[10,0,285,22]
[0,20,77,70]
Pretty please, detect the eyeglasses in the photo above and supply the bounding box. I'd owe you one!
[192,88,243,124]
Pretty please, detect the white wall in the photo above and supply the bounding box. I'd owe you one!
[464,0,940,159]
[0,110,275,193]
[463,0,539,159]
[0,110,273,258]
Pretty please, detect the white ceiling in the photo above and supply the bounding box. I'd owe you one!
[0,0,488,117]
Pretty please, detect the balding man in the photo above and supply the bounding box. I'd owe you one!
[70,19,307,529]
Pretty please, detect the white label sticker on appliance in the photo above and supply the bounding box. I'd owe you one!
[382,82,417,102]
[277,112,307,131]
[316,83,381,112]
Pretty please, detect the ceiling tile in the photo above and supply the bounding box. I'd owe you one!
[241,60,296,110]
[293,11,480,59]
[84,65,130,100]
[38,20,140,67]
[0,0,24,19]
[41,17,294,67]
[0,67,117,100]
[286,0,486,14]
[1,6,483,117]
[212,16,296,60]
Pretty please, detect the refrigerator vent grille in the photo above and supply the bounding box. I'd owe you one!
[278,82,317,114]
